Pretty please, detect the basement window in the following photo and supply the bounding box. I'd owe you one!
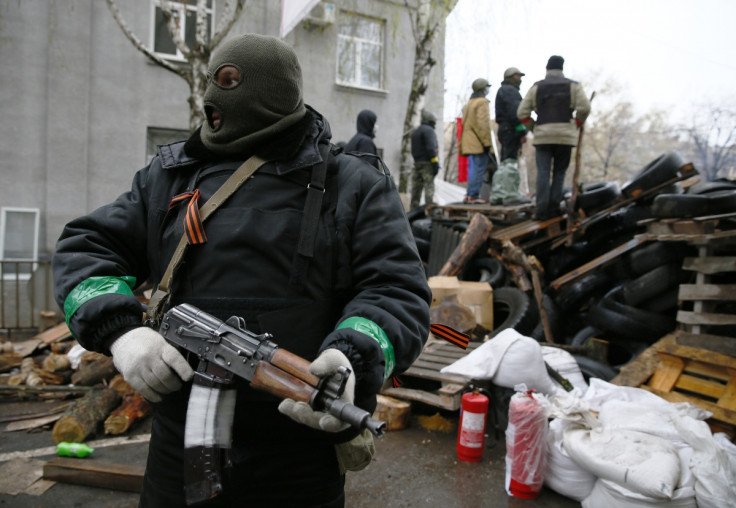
[0,208,39,280]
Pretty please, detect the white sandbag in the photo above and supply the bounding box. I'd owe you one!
[713,432,736,459]
[582,479,697,508]
[541,346,587,395]
[584,378,712,421]
[671,415,736,508]
[563,426,681,499]
[440,328,557,394]
[544,418,596,501]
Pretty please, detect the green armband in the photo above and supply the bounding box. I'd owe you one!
[63,276,137,329]
[336,317,395,382]
[515,124,526,132]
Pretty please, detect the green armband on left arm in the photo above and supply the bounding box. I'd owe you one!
[63,276,137,330]
[336,316,395,382]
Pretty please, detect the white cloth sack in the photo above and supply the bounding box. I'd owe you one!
[672,415,736,508]
[582,479,697,508]
[544,418,597,501]
[563,426,681,499]
[440,329,557,394]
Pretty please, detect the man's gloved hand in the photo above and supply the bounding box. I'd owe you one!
[109,327,194,403]
[515,124,527,135]
[278,349,355,433]
[431,161,440,176]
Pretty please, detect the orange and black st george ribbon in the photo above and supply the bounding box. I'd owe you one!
[429,323,470,350]
[169,189,208,245]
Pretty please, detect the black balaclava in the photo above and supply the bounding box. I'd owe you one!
[356,110,377,138]
[200,34,307,156]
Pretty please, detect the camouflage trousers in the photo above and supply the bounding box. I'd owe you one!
[410,161,436,210]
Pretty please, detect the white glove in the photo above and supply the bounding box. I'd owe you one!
[110,327,194,403]
[278,349,355,433]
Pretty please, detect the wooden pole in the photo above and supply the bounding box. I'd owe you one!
[566,91,596,244]
[438,213,494,277]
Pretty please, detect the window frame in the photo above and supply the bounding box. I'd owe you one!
[0,207,40,280]
[150,0,214,62]
[336,12,386,92]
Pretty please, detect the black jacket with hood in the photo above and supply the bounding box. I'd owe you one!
[52,107,430,440]
[344,110,378,167]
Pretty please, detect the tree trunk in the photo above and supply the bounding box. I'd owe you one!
[438,213,493,276]
[71,356,117,387]
[104,392,152,435]
[52,388,122,443]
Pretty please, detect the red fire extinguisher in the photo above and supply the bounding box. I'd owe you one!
[456,388,489,462]
[505,390,547,499]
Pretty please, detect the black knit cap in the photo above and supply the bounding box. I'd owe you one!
[546,55,564,70]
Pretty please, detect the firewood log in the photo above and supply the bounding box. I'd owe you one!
[108,374,135,396]
[51,387,121,443]
[43,353,72,372]
[70,356,117,386]
[104,392,151,435]
[438,213,494,276]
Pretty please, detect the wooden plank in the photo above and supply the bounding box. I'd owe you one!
[682,256,736,274]
[642,386,736,426]
[677,310,736,326]
[550,238,645,290]
[43,457,144,493]
[678,284,736,301]
[381,385,464,411]
[401,365,469,385]
[636,229,736,244]
[676,330,736,357]
[648,353,685,391]
[675,373,725,400]
[32,323,72,345]
[660,343,736,370]
[684,361,732,383]
[719,377,736,411]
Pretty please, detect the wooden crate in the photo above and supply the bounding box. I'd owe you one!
[643,343,736,435]
[381,338,480,411]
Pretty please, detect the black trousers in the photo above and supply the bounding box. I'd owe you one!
[534,144,572,219]
[497,124,523,161]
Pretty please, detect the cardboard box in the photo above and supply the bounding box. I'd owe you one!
[427,276,493,330]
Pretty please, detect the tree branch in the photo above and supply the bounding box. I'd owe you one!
[211,0,246,49]
[105,0,187,79]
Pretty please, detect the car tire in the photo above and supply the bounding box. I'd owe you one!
[489,286,538,338]
[621,151,684,199]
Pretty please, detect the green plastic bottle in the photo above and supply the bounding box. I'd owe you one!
[56,442,95,458]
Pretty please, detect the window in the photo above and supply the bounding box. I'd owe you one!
[0,208,39,279]
[151,0,213,60]
[146,127,190,164]
[337,13,384,90]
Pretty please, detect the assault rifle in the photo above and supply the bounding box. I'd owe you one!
[159,303,386,437]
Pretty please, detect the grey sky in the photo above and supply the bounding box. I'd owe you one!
[444,0,736,122]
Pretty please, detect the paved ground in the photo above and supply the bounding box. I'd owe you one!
[0,400,580,507]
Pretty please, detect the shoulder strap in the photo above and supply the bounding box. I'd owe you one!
[288,143,334,292]
[147,155,269,323]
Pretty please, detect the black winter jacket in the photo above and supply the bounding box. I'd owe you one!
[53,107,430,421]
[495,80,524,127]
[344,110,378,162]
[410,121,438,163]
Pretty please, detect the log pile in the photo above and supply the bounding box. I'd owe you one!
[0,322,152,441]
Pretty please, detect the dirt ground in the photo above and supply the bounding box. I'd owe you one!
[0,399,581,508]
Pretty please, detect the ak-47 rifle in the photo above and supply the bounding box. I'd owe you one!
[159,303,386,505]
[160,303,386,436]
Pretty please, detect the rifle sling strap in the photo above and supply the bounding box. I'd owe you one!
[148,154,269,322]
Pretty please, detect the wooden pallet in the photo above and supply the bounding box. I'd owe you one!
[643,343,736,435]
[381,338,481,410]
[426,203,534,224]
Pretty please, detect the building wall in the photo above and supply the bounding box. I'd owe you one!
[0,0,446,255]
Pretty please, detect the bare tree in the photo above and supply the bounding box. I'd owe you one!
[398,0,458,193]
[105,0,245,132]
[680,104,736,181]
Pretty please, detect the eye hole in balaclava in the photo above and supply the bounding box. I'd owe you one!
[205,64,242,131]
